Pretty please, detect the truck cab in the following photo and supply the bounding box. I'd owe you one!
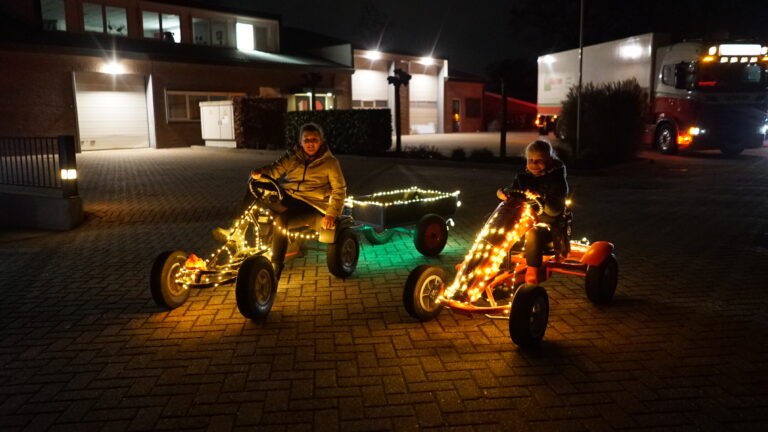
[654,42,768,155]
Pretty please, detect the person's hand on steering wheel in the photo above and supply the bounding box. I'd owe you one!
[321,215,336,230]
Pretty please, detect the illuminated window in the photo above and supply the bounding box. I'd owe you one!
[82,3,126,35]
[40,0,66,31]
[236,22,254,50]
[142,11,180,42]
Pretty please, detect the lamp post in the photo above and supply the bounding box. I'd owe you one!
[388,68,412,153]
[576,0,585,162]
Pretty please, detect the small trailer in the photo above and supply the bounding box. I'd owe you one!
[344,186,460,256]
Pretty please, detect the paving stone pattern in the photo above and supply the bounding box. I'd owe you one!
[1,146,767,431]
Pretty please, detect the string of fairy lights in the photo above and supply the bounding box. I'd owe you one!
[174,186,462,289]
[345,186,461,208]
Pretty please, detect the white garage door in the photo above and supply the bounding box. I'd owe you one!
[75,72,150,150]
[409,73,438,134]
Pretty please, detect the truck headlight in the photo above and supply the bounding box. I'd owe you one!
[761,125,768,134]
[688,126,701,136]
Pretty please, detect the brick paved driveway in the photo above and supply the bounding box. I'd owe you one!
[1,146,767,431]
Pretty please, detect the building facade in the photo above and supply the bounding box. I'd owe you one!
[1,0,353,150]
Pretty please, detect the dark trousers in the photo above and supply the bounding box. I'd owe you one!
[271,194,323,265]
[524,226,552,267]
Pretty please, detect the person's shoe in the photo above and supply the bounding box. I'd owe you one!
[525,267,539,285]
[212,227,230,243]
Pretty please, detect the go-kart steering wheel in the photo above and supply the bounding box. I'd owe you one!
[504,189,544,215]
[248,174,284,203]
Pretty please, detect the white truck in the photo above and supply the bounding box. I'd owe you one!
[535,33,768,155]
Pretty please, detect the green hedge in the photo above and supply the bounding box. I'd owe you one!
[232,97,287,150]
[285,109,392,155]
[558,79,649,167]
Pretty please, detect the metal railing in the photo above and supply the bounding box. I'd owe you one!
[0,136,78,197]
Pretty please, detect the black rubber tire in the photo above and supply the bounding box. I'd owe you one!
[363,228,395,245]
[585,254,618,304]
[235,255,277,321]
[150,250,190,309]
[414,213,448,257]
[509,284,549,347]
[655,123,678,155]
[326,227,359,278]
[403,265,445,321]
[720,141,744,157]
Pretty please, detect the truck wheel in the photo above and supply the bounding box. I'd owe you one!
[414,214,448,257]
[720,141,744,156]
[363,228,395,245]
[403,265,445,321]
[509,284,549,347]
[150,250,190,309]
[236,255,277,321]
[327,227,359,278]
[655,123,678,155]
[585,254,618,304]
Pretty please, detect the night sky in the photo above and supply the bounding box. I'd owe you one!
[206,0,768,101]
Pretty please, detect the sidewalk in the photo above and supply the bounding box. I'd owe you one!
[1,146,767,431]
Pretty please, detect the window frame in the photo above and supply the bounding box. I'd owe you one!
[81,2,127,36]
[141,10,181,43]
[165,90,246,122]
[40,0,67,31]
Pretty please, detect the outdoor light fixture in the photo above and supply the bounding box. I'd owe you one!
[101,61,125,74]
[539,55,556,64]
[708,46,717,55]
[419,56,435,66]
[60,169,77,180]
[363,50,381,60]
[618,44,643,59]
[719,44,762,56]
[761,124,768,134]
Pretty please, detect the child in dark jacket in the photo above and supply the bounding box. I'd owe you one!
[496,140,569,285]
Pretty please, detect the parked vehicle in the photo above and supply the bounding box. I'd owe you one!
[535,33,768,155]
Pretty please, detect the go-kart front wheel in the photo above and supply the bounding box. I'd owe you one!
[235,255,277,321]
[585,254,618,304]
[509,284,549,347]
[414,213,448,257]
[150,250,190,309]
[327,227,359,278]
[403,265,445,321]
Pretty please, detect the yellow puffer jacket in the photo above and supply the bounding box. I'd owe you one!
[256,146,347,218]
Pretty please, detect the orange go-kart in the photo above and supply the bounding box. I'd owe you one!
[402,190,618,347]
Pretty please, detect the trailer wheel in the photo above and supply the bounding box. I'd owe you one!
[585,254,618,304]
[235,255,277,321]
[150,250,190,309]
[403,265,445,321]
[414,214,448,257]
[656,123,678,155]
[363,227,395,245]
[509,284,549,347]
[327,227,359,278]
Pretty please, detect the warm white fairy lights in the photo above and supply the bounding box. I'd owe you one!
[174,198,321,288]
[442,197,537,304]
[345,186,461,208]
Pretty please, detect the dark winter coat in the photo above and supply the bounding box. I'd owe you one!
[505,160,568,226]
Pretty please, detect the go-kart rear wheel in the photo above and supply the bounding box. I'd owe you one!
[509,284,549,347]
[235,255,277,321]
[327,227,359,278]
[414,213,448,257]
[403,265,445,321]
[363,227,395,245]
[585,254,618,304]
[150,250,190,309]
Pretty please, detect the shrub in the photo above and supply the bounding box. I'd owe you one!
[232,97,287,150]
[285,109,392,155]
[403,145,444,159]
[450,148,467,161]
[558,78,648,168]
[469,148,495,162]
